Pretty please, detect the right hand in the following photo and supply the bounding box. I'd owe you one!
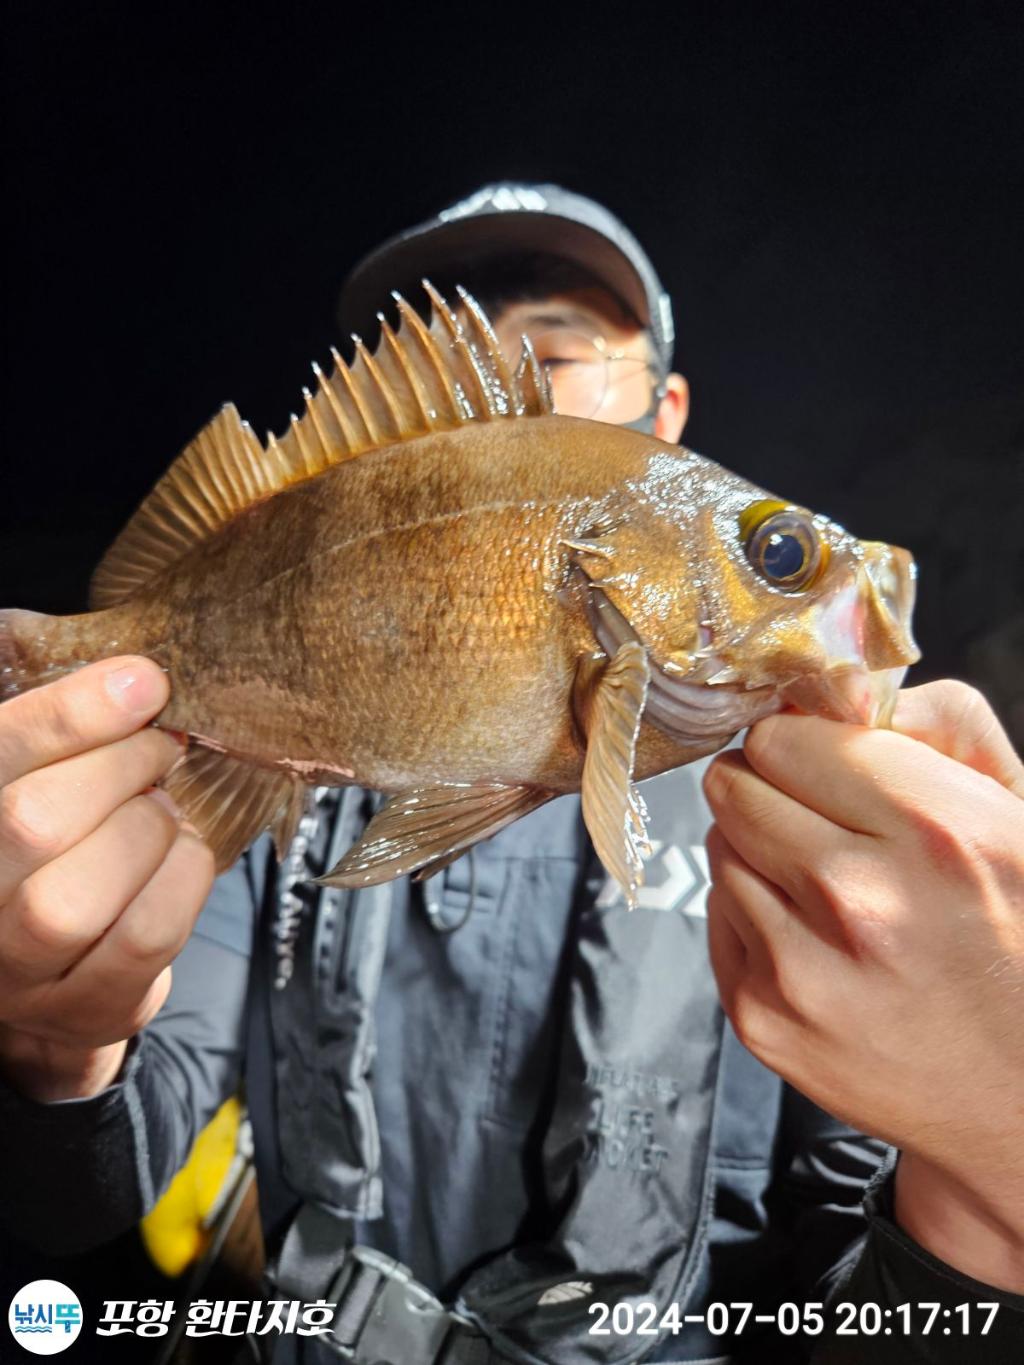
[0,657,215,1101]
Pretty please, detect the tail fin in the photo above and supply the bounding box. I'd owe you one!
[1,608,81,701]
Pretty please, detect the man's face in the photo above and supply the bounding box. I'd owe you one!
[484,285,688,441]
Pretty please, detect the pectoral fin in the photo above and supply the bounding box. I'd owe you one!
[321,781,553,889]
[577,641,652,909]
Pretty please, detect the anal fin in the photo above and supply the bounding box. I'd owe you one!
[320,782,552,888]
[269,778,309,862]
[162,744,302,871]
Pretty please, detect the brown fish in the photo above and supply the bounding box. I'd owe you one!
[0,284,919,906]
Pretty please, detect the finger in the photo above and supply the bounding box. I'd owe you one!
[892,680,1024,799]
[0,728,182,901]
[0,791,181,983]
[709,824,835,1037]
[705,827,813,1039]
[706,881,749,1012]
[705,819,808,948]
[745,706,1021,841]
[24,966,175,1052]
[706,824,768,958]
[0,656,169,787]
[59,831,215,1040]
[703,750,856,914]
[740,712,935,835]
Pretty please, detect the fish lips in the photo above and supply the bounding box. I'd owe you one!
[781,663,908,728]
[780,545,920,728]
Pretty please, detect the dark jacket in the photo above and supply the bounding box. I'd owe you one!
[2,763,1022,1362]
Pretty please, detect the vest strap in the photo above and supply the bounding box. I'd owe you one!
[270,1203,498,1364]
[270,790,394,1217]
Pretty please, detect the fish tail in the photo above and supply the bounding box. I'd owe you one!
[0,607,120,701]
[1,609,54,699]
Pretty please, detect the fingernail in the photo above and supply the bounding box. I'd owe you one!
[106,663,165,712]
[147,787,181,820]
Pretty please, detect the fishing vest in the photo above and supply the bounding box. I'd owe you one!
[260,765,729,1365]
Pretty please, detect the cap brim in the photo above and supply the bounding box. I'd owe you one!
[337,211,653,344]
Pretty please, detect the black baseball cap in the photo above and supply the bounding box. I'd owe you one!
[337,182,675,377]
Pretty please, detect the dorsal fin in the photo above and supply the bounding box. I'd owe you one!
[89,283,553,608]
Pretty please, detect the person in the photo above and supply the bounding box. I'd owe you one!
[0,183,1021,1364]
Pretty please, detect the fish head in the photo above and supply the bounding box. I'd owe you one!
[580,450,920,745]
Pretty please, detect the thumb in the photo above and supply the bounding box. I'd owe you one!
[892,680,1024,799]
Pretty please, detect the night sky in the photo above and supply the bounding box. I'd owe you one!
[3,3,1022,737]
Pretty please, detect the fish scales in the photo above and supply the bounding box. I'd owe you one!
[0,285,920,905]
[83,419,691,791]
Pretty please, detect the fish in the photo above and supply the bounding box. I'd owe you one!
[0,283,920,907]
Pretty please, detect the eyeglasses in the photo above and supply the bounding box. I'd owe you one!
[516,327,661,422]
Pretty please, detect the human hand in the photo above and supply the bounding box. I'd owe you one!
[703,680,1024,1289]
[0,657,214,1102]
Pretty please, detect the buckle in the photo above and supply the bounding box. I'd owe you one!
[329,1246,456,1364]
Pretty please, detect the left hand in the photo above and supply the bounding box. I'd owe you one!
[703,680,1024,1289]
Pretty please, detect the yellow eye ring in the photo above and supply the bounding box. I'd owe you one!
[739,501,827,591]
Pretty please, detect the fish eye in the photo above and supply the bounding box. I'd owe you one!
[740,503,826,591]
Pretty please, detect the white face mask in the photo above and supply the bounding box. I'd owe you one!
[619,381,666,435]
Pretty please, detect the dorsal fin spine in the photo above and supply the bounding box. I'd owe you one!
[323,350,363,448]
[455,285,516,413]
[310,361,352,453]
[300,387,331,469]
[393,294,461,423]
[347,337,384,443]
[378,316,432,429]
[263,431,290,487]
[422,281,495,419]
[353,337,402,439]
[88,285,553,609]
[516,335,552,416]
[290,412,319,477]
[277,419,303,479]
[331,351,377,446]
[428,279,496,417]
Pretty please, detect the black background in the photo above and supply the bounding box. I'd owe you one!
[3,1,1022,738]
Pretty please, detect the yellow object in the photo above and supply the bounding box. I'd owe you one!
[140,1096,241,1278]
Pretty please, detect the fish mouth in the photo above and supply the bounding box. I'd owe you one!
[581,577,782,744]
[779,543,919,728]
[781,663,908,728]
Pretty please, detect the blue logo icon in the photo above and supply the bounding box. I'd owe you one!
[8,1281,83,1355]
